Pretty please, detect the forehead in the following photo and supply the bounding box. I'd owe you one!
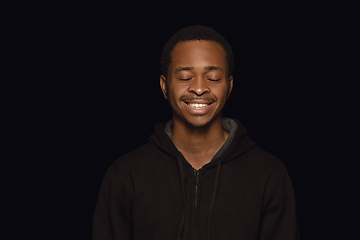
[171,40,227,71]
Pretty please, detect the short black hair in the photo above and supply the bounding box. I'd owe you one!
[160,25,234,77]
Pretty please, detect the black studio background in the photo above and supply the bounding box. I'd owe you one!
[15,3,355,240]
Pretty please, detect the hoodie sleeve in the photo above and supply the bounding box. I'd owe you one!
[92,167,133,240]
[258,168,300,240]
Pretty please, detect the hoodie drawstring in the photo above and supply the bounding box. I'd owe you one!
[176,155,222,240]
[208,159,222,240]
[176,155,186,240]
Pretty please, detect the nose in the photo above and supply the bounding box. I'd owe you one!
[188,77,210,96]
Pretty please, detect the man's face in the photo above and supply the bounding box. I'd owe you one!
[160,40,233,128]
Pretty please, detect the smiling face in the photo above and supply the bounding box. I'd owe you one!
[160,40,233,128]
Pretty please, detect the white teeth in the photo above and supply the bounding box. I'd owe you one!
[188,103,209,109]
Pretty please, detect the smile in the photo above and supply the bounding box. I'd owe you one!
[188,103,209,109]
[181,100,215,115]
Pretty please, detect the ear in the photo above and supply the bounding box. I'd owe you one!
[160,75,168,99]
[227,76,234,99]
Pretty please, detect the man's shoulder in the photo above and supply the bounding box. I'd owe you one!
[242,145,288,175]
[109,143,160,172]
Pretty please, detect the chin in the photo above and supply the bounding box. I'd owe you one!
[183,114,220,129]
[185,118,210,128]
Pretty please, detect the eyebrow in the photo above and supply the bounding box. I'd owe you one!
[174,66,223,73]
[175,66,194,73]
[204,66,223,71]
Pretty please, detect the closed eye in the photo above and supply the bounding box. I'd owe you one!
[207,78,221,82]
[178,78,192,81]
[177,78,220,81]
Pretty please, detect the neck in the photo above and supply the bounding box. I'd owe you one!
[171,115,228,169]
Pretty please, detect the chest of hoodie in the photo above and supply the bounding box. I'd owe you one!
[130,162,263,239]
[182,166,262,238]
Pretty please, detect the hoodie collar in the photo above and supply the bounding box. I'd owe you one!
[150,118,255,168]
[164,118,238,161]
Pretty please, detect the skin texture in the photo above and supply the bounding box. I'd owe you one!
[160,40,233,169]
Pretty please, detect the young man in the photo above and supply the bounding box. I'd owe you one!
[93,25,299,240]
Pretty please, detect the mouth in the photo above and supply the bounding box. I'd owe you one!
[181,99,215,115]
[187,102,211,109]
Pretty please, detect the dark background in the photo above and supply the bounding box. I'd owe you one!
[11,3,355,239]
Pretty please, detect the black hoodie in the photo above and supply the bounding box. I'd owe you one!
[93,118,299,240]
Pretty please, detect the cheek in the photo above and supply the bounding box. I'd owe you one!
[167,82,185,99]
[215,84,230,101]
[166,83,183,106]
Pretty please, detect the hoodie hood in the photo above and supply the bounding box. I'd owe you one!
[149,118,256,168]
